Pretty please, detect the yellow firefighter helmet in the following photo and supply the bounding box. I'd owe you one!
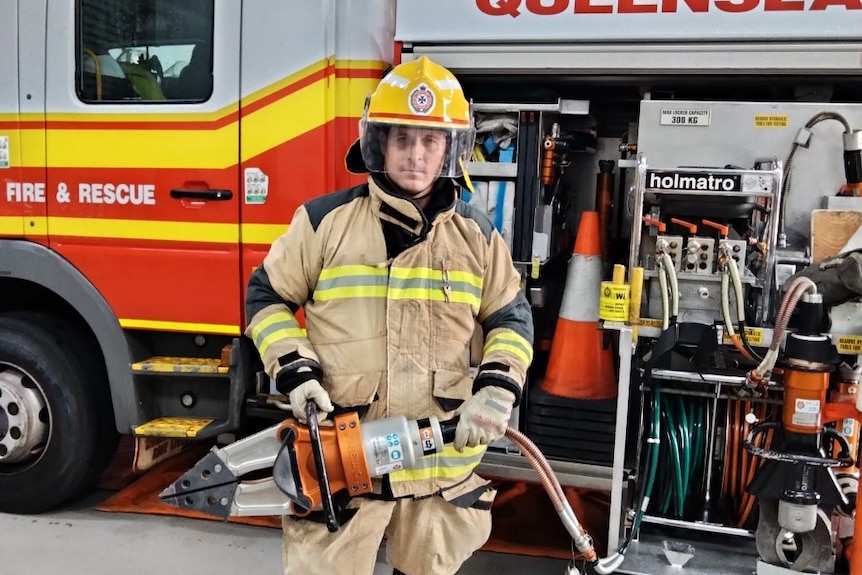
[359,56,475,178]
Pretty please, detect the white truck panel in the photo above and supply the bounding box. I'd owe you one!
[396,0,862,43]
[239,0,393,98]
[240,0,333,97]
[402,42,862,75]
[0,0,17,116]
[335,0,396,64]
[17,0,45,116]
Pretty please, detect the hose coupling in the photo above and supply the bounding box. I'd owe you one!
[739,370,766,398]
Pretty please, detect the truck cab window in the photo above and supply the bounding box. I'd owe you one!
[76,0,214,103]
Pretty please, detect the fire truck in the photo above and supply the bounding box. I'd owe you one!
[3,0,862,573]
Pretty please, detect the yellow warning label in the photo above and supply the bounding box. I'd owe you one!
[723,327,764,346]
[754,115,788,128]
[599,282,630,322]
[640,318,664,329]
[836,335,862,355]
[531,257,540,280]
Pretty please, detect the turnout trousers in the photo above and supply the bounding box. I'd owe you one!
[281,485,495,575]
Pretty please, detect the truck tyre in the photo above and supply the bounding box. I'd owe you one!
[0,316,100,513]
[1,311,120,485]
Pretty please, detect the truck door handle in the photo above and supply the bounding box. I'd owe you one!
[170,189,233,201]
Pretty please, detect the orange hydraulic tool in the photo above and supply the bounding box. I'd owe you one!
[541,125,578,188]
[744,291,851,572]
[160,402,619,573]
[818,368,862,575]
[273,411,372,520]
[161,403,458,532]
[832,364,862,477]
[541,134,559,186]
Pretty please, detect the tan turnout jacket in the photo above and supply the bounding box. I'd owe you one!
[245,174,533,498]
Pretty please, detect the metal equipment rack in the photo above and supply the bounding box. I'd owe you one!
[628,153,784,326]
[620,153,785,548]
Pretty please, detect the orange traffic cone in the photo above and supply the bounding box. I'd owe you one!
[541,211,617,400]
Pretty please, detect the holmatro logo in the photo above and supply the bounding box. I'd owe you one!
[647,170,741,192]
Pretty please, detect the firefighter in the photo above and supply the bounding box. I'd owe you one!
[245,56,533,575]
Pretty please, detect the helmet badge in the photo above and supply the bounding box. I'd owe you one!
[408,84,435,115]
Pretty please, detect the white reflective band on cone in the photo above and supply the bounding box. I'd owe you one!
[558,254,602,322]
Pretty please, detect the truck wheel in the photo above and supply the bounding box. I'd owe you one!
[0,316,100,513]
[2,311,119,484]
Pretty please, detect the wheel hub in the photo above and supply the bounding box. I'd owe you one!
[0,368,48,464]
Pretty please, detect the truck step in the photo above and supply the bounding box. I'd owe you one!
[131,356,229,375]
[133,417,223,438]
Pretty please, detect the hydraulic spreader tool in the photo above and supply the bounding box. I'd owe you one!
[160,403,625,575]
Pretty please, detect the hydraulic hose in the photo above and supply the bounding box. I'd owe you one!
[720,265,746,357]
[747,277,817,390]
[780,111,853,240]
[661,404,686,515]
[675,395,692,509]
[504,427,626,574]
[650,395,708,522]
[727,256,763,362]
[720,256,760,361]
[658,258,670,330]
[659,253,679,324]
[619,386,661,555]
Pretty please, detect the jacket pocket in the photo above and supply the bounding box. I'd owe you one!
[326,370,385,409]
[432,368,472,413]
[312,334,386,408]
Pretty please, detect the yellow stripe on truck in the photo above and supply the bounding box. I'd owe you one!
[4,217,286,246]
[46,124,240,170]
[48,217,238,243]
[240,223,289,245]
[240,81,330,163]
[0,217,24,236]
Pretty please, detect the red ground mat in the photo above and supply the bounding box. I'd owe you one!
[96,447,610,559]
[96,445,281,529]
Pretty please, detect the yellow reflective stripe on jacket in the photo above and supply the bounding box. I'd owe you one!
[250,311,305,357]
[484,332,534,365]
[388,445,486,482]
[314,265,389,301]
[389,267,483,309]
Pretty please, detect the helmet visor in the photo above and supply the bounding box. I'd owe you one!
[360,121,475,179]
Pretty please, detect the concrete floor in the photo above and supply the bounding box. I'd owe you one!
[0,488,570,575]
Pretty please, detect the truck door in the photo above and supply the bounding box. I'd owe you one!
[237,0,339,307]
[44,0,242,335]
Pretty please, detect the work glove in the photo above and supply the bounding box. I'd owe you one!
[454,385,515,452]
[288,379,333,424]
[789,250,862,307]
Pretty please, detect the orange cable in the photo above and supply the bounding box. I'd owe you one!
[730,400,741,499]
[730,334,754,361]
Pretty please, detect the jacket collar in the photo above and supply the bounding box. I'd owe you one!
[368,174,457,237]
